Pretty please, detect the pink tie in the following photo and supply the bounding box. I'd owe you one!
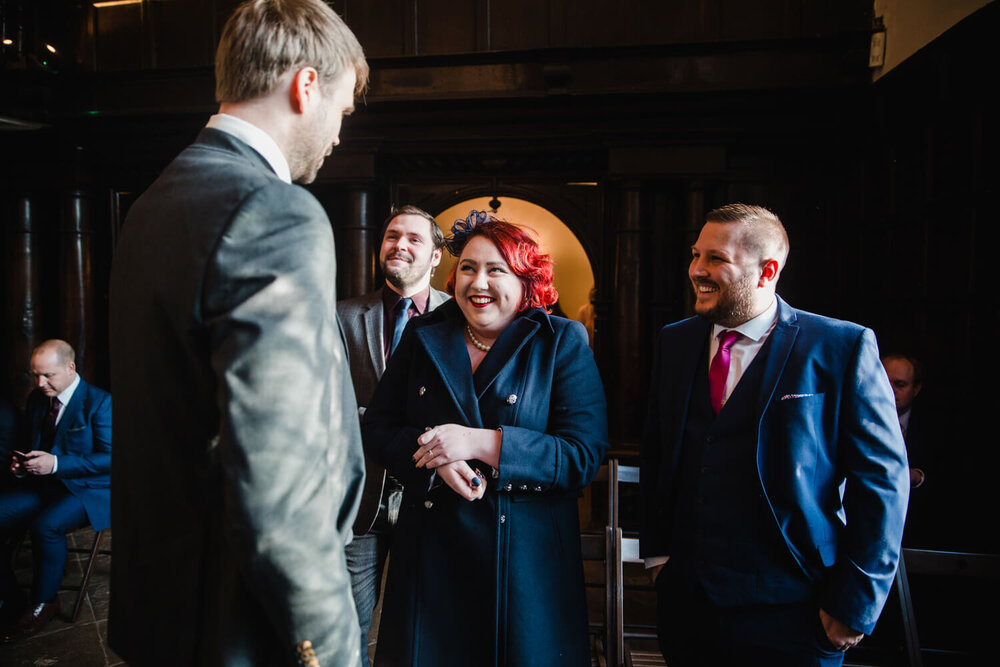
[709,330,741,414]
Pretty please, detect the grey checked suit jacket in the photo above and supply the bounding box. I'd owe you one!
[109,128,366,667]
[337,286,449,534]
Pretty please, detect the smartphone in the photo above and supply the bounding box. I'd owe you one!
[12,450,31,462]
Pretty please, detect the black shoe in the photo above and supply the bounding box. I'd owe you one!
[2,600,59,643]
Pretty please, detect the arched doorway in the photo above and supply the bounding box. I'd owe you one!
[430,197,595,325]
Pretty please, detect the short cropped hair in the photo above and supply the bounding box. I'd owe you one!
[445,215,558,312]
[881,353,925,387]
[381,205,445,251]
[33,339,75,365]
[215,0,369,104]
[705,203,790,269]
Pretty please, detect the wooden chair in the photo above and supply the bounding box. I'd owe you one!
[894,548,1000,667]
[12,526,110,622]
[605,459,664,667]
[582,526,614,667]
[585,457,667,667]
[65,528,110,622]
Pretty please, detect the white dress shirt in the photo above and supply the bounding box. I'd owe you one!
[44,373,81,474]
[709,297,779,410]
[205,113,292,184]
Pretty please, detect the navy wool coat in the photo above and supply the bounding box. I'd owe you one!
[363,301,609,667]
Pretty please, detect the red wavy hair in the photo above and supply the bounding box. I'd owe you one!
[445,218,559,311]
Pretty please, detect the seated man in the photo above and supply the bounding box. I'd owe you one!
[0,340,111,641]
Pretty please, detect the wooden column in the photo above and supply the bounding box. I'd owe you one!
[339,185,377,299]
[609,181,648,445]
[4,194,42,406]
[60,188,98,383]
[682,181,707,317]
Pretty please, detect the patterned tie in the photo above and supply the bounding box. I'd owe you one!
[41,397,61,451]
[709,330,741,414]
[390,297,413,356]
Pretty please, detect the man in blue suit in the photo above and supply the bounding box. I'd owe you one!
[0,339,111,641]
[640,204,909,665]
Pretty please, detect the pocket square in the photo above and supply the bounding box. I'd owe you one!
[780,393,816,400]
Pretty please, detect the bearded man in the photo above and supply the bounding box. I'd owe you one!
[640,203,909,666]
[336,204,449,666]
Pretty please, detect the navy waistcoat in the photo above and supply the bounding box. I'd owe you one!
[670,339,813,606]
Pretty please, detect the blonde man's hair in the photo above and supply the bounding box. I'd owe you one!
[215,0,369,103]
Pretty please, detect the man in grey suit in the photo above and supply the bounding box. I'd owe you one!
[108,1,368,665]
[337,205,449,665]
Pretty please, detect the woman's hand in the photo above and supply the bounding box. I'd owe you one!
[413,424,501,469]
[437,461,487,501]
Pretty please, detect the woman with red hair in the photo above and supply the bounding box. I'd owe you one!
[363,210,609,666]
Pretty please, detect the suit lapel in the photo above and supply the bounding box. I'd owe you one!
[755,297,799,418]
[428,288,450,311]
[667,319,711,473]
[472,312,542,399]
[363,291,386,378]
[52,379,87,454]
[416,315,482,428]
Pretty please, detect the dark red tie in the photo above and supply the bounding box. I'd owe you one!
[709,330,741,414]
[40,397,61,451]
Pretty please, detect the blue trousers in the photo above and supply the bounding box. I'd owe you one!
[346,532,390,667]
[655,563,847,667]
[0,479,89,605]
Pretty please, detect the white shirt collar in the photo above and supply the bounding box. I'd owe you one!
[55,373,81,411]
[206,113,291,183]
[712,296,778,342]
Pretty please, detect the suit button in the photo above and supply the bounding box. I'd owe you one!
[518,484,528,491]
[533,485,543,492]
[424,500,433,509]
[503,483,512,492]
[506,394,517,405]
[500,515,506,524]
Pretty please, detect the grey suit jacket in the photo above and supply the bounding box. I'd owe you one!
[337,285,449,534]
[109,128,365,667]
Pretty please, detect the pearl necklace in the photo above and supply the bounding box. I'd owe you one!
[465,323,492,352]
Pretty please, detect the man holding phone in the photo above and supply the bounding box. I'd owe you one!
[0,340,111,642]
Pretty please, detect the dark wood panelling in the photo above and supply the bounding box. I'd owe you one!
[416,0,481,55]
[148,0,217,69]
[94,4,143,72]
[340,0,410,58]
[490,0,550,52]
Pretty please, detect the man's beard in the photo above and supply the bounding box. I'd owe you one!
[382,253,430,291]
[693,274,757,327]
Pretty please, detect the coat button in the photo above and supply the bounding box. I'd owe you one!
[424,500,433,509]
[418,386,426,396]
[518,484,528,491]
[499,514,506,524]
[503,483,512,492]
[533,485,543,492]
[506,394,517,405]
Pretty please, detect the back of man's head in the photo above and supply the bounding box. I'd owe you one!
[215,0,368,104]
[705,203,790,270]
